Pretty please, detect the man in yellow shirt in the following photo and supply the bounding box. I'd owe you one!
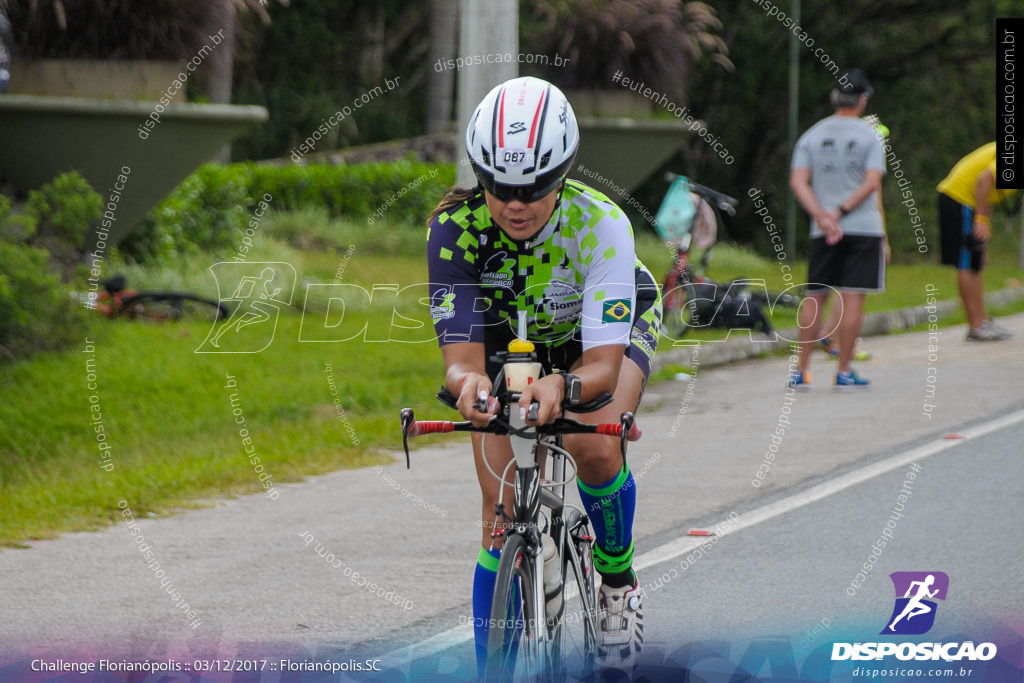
[937,142,1015,340]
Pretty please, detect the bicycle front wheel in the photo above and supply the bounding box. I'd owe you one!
[550,508,600,681]
[121,292,230,323]
[486,534,545,682]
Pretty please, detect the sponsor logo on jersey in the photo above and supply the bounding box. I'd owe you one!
[481,252,515,288]
[630,328,656,357]
[430,288,456,322]
[538,280,582,326]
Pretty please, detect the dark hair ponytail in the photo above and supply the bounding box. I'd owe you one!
[429,185,483,225]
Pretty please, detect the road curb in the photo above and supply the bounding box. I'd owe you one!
[652,286,1024,372]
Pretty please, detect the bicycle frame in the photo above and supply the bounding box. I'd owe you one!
[400,340,640,680]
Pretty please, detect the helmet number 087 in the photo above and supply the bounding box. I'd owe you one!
[499,148,534,168]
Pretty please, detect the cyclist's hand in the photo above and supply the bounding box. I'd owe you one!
[457,373,498,427]
[518,375,563,425]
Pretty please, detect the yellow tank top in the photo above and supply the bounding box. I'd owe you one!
[937,142,1016,208]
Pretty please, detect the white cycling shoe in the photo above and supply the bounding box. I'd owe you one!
[597,580,644,677]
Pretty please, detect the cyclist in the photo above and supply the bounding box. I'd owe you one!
[426,76,661,677]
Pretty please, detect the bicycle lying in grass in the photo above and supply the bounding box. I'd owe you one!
[83,274,229,323]
[655,174,802,338]
[401,338,641,681]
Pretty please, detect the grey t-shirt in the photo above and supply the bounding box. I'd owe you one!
[792,115,886,237]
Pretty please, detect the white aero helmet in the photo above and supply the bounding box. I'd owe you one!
[466,76,579,202]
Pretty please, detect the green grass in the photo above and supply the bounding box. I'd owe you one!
[1,221,1021,546]
[0,224,444,547]
[0,311,456,546]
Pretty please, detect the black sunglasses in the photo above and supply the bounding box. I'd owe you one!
[485,178,563,204]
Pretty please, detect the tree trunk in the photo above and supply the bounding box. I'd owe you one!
[208,0,236,163]
[426,0,457,134]
[359,4,386,87]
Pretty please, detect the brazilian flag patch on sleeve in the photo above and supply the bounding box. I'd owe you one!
[601,298,632,323]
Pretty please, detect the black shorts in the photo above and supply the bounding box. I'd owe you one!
[483,268,662,382]
[938,193,984,272]
[806,235,885,293]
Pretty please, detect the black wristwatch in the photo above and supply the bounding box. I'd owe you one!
[560,373,582,405]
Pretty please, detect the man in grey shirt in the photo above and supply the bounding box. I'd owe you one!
[789,68,888,390]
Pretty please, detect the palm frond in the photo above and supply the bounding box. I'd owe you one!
[6,0,286,59]
[526,0,731,100]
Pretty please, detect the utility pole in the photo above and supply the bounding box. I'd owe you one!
[785,0,801,265]
[456,0,518,186]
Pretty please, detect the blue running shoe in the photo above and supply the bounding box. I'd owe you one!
[787,370,811,391]
[834,369,870,390]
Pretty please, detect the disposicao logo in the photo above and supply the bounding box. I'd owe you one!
[831,572,997,662]
[882,571,948,635]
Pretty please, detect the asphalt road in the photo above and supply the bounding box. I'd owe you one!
[2,314,1022,680]
[393,413,1024,682]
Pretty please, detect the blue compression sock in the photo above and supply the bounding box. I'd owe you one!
[578,465,637,586]
[473,546,522,678]
[473,547,501,678]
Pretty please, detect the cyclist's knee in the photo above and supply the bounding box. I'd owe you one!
[568,436,624,480]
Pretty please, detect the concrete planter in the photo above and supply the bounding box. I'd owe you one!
[563,89,654,118]
[574,117,693,194]
[9,59,186,102]
[0,95,267,253]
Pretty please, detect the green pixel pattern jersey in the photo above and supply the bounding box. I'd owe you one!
[427,180,655,355]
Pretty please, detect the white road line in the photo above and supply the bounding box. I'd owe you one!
[382,409,1024,664]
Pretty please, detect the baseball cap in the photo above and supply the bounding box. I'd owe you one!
[838,69,873,96]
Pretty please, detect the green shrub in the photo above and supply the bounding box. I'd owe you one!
[122,163,251,265]
[122,159,454,265]
[262,206,339,250]
[0,171,103,360]
[25,171,103,251]
[0,195,38,243]
[247,159,453,225]
[0,240,90,361]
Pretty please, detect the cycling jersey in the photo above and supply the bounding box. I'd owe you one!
[427,180,654,355]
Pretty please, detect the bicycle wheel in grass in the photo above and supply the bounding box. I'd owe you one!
[747,284,804,310]
[550,507,599,682]
[486,534,544,682]
[121,292,230,323]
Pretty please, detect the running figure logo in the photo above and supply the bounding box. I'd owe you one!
[881,571,949,635]
[197,262,296,353]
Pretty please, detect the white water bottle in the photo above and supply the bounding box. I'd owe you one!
[542,536,563,619]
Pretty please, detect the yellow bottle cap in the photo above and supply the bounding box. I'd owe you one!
[508,338,535,353]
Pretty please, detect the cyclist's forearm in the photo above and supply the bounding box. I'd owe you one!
[441,342,488,395]
[446,364,487,396]
[574,345,626,400]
